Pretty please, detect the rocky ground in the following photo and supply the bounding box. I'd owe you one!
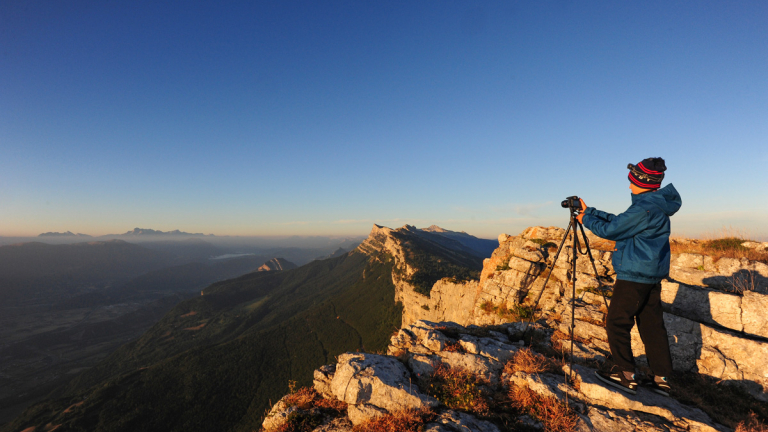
[260,226,768,432]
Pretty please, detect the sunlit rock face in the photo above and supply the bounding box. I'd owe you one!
[263,320,726,432]
[369,225,768,402]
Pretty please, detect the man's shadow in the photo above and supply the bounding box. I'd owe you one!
[655,271,768,400]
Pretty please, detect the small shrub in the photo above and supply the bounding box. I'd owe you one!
[421,304,430,311]
[509,385,579,432]
[479,301,531,322]
[705,237,749,252]
[442,340,465,353]
[736,412,768,432]
[282,386,347,414]
[496,262,511,271]
[275,411,323,432]
[670,236,768,264]
[420,363,490,415]
[504,348,562,375]
[283,386,315,410]
[729,272,758,294]
[351,409,436,432]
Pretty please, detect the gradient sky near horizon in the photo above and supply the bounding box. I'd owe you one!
[2,1,767,240]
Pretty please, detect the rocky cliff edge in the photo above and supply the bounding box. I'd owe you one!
[261,226,768,431]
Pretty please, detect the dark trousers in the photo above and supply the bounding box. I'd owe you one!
[605,279,673,377]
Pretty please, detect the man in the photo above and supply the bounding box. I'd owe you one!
[576,157,682,396]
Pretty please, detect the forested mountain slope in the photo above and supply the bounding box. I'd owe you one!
[4,225,489,432]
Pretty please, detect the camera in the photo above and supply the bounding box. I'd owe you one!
[561,196,581,211]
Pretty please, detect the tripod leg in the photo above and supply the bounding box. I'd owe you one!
[569,213,578,384]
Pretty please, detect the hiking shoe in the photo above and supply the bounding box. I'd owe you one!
[595,370,637,395]
[642,376,671,397]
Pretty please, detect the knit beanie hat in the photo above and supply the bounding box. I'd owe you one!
[628,157,666,189]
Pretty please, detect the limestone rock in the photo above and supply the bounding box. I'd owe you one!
[314,364,336,398]
[742,290,768,338]
[457,334,519,363]
[424,410,501,432]
[346,403,387,425]
[577,406,689,432]
[311,417,353,432]
[508,365,724,432]
[498,233,510,244]
[671,253,705,269]
[513,248,545,263]
[262,398,299,431]
[436,351,502,384]
[330,353,438,425]
[660,282,743,332]
[521,226,565,241]
[741,241,768,251]
[631,313,768,401]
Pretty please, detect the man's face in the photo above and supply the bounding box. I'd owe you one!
[629,183,650,194]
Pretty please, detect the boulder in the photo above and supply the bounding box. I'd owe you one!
[314,364,336,398]
[330,353,438,425]
[262,398,299,431]
[507,365,724,432]
[311,417,354,432]
[742,290,768,339]
[631,313,768,401]
[660,282,743,332]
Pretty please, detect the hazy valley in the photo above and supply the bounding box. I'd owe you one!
[0,231,362,425]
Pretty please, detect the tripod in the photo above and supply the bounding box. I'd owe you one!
[521,202,611,387]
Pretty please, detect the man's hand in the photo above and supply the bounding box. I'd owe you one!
[576,198,587,224]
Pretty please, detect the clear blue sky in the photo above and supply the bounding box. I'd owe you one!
[1,1,766,239]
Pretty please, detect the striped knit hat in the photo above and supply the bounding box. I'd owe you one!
[628,158,666,189]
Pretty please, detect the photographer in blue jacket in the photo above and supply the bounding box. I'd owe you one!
[576,157,682,396]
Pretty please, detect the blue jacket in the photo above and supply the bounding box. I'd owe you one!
[582,184,682,284]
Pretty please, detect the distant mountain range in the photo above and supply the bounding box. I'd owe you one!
[38,231,92,237]
[38,228,214,238]
[114,228,214,237]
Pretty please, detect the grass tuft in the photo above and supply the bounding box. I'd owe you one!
[282,386,347,414]
[670,236,768,264]
[504,347,562,375]
[420,363,491,415]
[736,412,768,432]
[351,409,436,432]
[508,385,579,432]
[479,301,532,322]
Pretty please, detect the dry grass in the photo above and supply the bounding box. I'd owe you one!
[479,300,533,322]
[442,340,465,353]
[504,347,563,375]
[670,237,768,264]
[275,386,347,432]
[351,409,436,432]
[736,413,768,432]
[509,385,579,432]
[419,363,491,415]
[729,271,759,294]
[273,412,323,432]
